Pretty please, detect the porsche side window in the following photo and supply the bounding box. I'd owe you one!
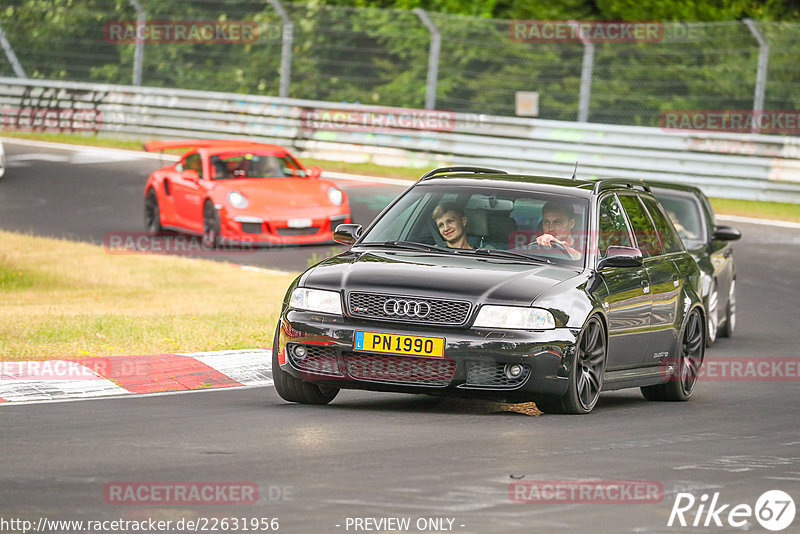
[598,194,633,257]
[641,196,684,253]
[618,194,661,257]
[183,153,203,179]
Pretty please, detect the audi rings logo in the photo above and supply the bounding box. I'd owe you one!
[383,299,432,318]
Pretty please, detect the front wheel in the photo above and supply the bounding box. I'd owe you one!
[202,202,221,249]
[537,316,606,414]
[271,326,339,405]
[641,307,705,402]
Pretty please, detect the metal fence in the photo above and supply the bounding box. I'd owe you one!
[2,77,799,203]
[0,1,798,129]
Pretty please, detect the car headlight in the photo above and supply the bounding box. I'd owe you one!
[227,191,249,209]
[473,305,555,330]
[327,187,343,206]
[289,288,343,315]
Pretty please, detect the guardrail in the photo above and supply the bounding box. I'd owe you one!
[2,77,799,203]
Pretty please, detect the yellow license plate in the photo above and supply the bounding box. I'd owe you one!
[354,331,445,358]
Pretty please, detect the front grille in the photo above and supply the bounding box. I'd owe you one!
[287,344,343,377]
[348,292,471,326]
[240,222,263,234]
[276,226,321,236]
[343,352,455,386]
[463,360,530,389]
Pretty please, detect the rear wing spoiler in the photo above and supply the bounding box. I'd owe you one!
[143,139,286,153]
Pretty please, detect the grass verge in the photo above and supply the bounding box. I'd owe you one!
[0,230,297,361]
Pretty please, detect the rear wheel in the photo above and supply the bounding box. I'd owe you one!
[144,189,163,234]
[202,201,221,248]
[537,316,606,414]
[641,308,705,401]
[718,279,736,338]
[271,326,339,405]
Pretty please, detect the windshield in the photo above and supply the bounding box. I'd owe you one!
[359,183,589,266]
[209,152,307,179]
[652,191,707,248]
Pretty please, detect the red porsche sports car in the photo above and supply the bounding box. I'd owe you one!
[143,140,351,246]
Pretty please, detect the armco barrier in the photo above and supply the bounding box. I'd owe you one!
[1,77,799,203]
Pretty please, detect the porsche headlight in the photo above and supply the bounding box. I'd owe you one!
[473,305,555,330]
[227,191,249,209]
[289,288,343,315]
[327,187,344,206]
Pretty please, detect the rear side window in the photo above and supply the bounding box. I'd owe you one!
[598,194,633,257]
[641,196,684,253]
[618,194,662,257]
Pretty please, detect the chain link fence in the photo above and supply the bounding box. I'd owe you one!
[1,0,798,129]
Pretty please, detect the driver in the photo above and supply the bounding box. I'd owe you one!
[432,203,472,250]
[536,201,581,259]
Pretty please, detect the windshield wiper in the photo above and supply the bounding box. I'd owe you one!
[471,248,552,264]
[358,240,455,254]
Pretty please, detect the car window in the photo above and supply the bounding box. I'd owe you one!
[208,153,307,179]
[652,192,706,248]
[641,196,684,253]
[183,153,203,179]
[618,194,662,257]
[360,183,589,266]
[598,194,633,257]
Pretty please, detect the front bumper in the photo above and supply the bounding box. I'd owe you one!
[276,310,580,402]
[220,213,351,245]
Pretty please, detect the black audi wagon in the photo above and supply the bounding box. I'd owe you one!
[272,167,706,414]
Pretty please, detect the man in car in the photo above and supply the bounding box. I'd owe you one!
[432,203,472,249]
[536,201,581,259]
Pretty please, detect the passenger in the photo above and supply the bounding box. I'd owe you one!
[536,201,581,259]
[667,210,698,240]
[432,203,472,250]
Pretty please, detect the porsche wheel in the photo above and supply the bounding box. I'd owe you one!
[641,308,705,402]
[272,326,339,405]
[144,190,163,234]
[537,316,606,414]
[202,201,221,249]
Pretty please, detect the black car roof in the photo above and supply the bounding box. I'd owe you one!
[420,169,652,199]
[647,180,706,197]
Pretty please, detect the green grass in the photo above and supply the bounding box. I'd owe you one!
[0,230,297,361]
[3,131,799,220]
[709,197,800,223]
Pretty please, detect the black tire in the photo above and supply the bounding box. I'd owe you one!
[537,315,606,414]
[144,189,163,234]
[202,201,221,249]
[641,307,705,402]
[271,325,339,405]
[718,279,736,338]
[705,280,719,347]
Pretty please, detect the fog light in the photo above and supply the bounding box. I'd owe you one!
[504,363,524,379]
[292,345,308,360]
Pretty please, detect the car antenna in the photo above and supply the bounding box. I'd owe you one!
[571,161,578,181]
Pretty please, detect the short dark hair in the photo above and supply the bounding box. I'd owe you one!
[432,202,466,220]
[542,201,574,220]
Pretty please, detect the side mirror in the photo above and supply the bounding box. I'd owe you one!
[597,246,643,269]
[307,165,322,179]
[333,223,362,245]
[712,225,741,241]
[181,169,200,183]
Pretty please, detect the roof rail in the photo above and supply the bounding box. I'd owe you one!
[419,166,508,181]
[592,179,652,195]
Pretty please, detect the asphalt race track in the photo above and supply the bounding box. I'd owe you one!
[2,139,800,533]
